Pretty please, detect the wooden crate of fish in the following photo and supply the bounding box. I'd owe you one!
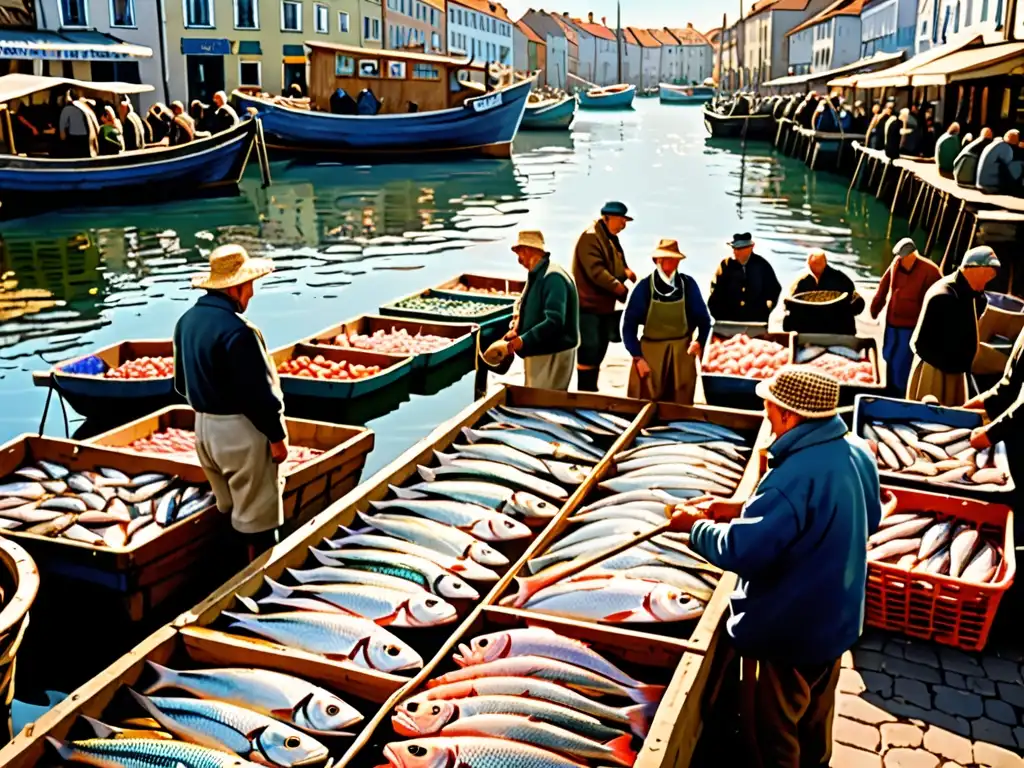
[303,315,481,371]
[170,387,648,686]
[790,333,885,405]
[699,323,793,409]
[84,406,375,529]
[494,402,764,651]
[433,273,526,298]
[31,340,181,420]
[853,396,1014,499]
[379,289,516,344]
[0,537,39,742]
[0,623,408,768]
[0,435,221,620]
[866,487,1015,651]
[271,343,416,401]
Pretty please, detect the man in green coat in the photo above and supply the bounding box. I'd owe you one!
[492,231,580,390]
[934,123,962,178]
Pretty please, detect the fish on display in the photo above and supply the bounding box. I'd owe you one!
[370,497,532,541]
[323,534,499,582]
[450,443,589,487]
[522,576,705,623]
[391,482,558,521]
[47,737,263,767]
[384,736,590,768]
[425,454,569,502]
[353,512,509,566]
[307,547,480,600]
[460,427,598,465]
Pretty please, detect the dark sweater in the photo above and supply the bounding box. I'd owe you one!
[173,291,286,442]
[516,257,579,357]
[982,329,1024,446]
[708,252,782,324]
[621,270,711,358]
[954,136,993,187]
[910,271,988,375]
[785,265,866,335]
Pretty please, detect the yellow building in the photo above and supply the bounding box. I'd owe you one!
[165,0,383,103]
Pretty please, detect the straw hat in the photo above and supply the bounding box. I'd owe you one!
[512,230,549,256]
[192,245,274,291]
[651,239,685,261]
[755,366,840,419]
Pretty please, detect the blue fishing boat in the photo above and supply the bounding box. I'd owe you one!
[235,42,531,159]
[521,95,577,130]
[659,83,716,105]
[0,74,258,215]
[577,84,636,110]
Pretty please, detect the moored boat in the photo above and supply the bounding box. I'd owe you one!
[0,74,257,215]
[235,43,532,159]
[702,105,775,140]
[521,95,577,130]
[660,83,715,105]
[577,83,636,110]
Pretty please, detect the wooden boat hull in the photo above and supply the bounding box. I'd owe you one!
[702,107,775,140]
[0,120,256,212]
[577,84,636,110]
[235,79,532,159]
[659,84,715,104]
[271,343,415,401]
[521,96,577,130]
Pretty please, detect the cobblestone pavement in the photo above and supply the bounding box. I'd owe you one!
[834,630,1024,768]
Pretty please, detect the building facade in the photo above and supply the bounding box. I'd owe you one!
[164,0,372,104]
[670,23,713,82]
[860,0,916,56]
[719,22,744,88]
[651,28,680,83]
[448,0,512,64]
[617,27,640,84]
[513,16,545,79]
[520,10,567,88]
[744,0,835,85]
[627,27,660,87]
[577,14,617,85]
[384,0,444,54]
[916,0,1004,52]
[785,0,865,74]
[788,26,814,72]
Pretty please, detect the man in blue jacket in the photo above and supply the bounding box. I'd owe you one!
[679,367,881,768]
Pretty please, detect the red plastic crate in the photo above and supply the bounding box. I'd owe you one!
[866,487,1015,652]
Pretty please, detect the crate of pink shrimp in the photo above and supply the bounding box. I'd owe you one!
[85,406,374,528]
[790,333,885,405]
[866,487,1014,652]
[700,322,793,409]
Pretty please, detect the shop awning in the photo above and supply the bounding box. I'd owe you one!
[762,72,816,87]
[765,51,904,89]
[908,42,1024,85]
[0,73,153,104]
[839,34,983,88]
[0,30,152,61]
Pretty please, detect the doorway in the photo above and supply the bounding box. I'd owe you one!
[283,62,307,96]
[186,55,225,104]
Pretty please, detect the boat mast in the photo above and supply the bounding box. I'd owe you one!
[616,0,623,83]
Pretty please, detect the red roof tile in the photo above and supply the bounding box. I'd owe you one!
[516,19,544,44]
[650,28,678,45]
[670,24,712,45]
[785,0,868,36]
[579,21,617,41]
[627,27,661,47]
[451,0,512,22]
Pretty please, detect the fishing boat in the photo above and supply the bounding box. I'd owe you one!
[521,95,577,130]
[660,83,716,105]
[234,43,531,159]
[577,83,636,110]
[702,105,775,140]
[0,74,258,215]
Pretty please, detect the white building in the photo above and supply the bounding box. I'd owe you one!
[669,24,714,83]
[627,28,660,88]
[743,0,834,86]
[520,10,568,88]
[577,14,618,85]
[788,26,814,73]
[651,28,680,83]
[616,28,641,85]
[448,0,513,64]
[916,0,1004,53]
[786,0,864,74]
[860,0,917,56]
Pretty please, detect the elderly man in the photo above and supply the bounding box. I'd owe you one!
[708,233,781,324]
[118,97,148,151]
[966,329,1024,492]
[58,90,97,158]
[173,245,287,561]
[935,122,962,178]
[784,250,865,335]
[954,127,994,188]
[676,367,881,768]
[976,130,1023,194]
[621,239,710,404]
[494,231,579,390]
[572,201,635,392]
[209,90,240,134]
[908,246,1000,406]
[169,101,196,145]
[870,237,941,395]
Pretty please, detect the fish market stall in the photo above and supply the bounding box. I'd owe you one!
[0,537,38,741]
[31,340,181,421]
[303,316,480,372]
[434,273,526,298]
[789,333,884,405]
[380,289,517,344]
[700,323,793,409]
[853,396,1014,500]
[84,406,374,528]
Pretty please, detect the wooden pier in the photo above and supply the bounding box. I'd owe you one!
[774,117,864,172]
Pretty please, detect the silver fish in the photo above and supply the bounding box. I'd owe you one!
[879,512,928,529]
[949,526,979,578]
[581,489,691,511]
[867,537,922,562]
[155,488,180,526]
[945,439,972,458]
[98,523,128,548]
[460,427,597,465]
[426,454,568,501]
[617,453,743,482]
[324,534,499,582]
[79,492,107,511]
[570,505,671,526]
[548,519,658,555]
[617,439,748,463]
[528,533,676,574]
[922,428,971,446]
[918,521,952,560]
[288,565,427,593]
[106,497,132,521]
[599,474,732,496]
[961,542,998,583]
[355,512,508,566]
[129,691,329,768]
[862,423,880,444]
[972,468,1009,486]
[117,479,173,504]
[486,408,602,456]
[587,565,716,601]
[903,462,939,477]
[0,502,61,524]
[370,497,531,541]
[41,480,69,495]
[920,547,950,575]
[14,466,47,481]
[934,465,971,484]
[658,420,747,443]
[39,497,88,513]
[868,517,933,548]
[499,406,615,437]
[913,441,949,461]
[976,446,993,470]
[876,442,900,470]
[872,425,914,468]
[524,576,705,623]
[62,524,106,546]
[308,547,479,600]
[177,491,216,521]
[143,662,363,734]
[796,345,827,363]
[615,444,747,474]
[131,472,169,488]
[394,482,557,520]
[25,512,75,536]
[182,485,202,503]
[451,443,588,486]
[578,409,633,432]
[616,463,739,488]
[0,497,29,511]
[47,737,260,767]
[0,481,45,499]
[38,460,69,479]
[78,510,129,525]
[126,514,154,540]
[910,421,952,433]
[66,473,96,494]
[100,467,131,483]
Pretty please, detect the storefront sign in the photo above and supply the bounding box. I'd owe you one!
[181,38,231,55]
[0,44,133,60]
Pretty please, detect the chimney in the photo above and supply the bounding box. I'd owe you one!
[588,11,593,22]
[601,16,606,25]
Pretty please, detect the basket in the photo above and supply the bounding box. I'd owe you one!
[865,487,1014,652]
[786,290,848,306]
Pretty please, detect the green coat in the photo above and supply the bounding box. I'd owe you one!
[516,258,580,357]
[935,132,962,174]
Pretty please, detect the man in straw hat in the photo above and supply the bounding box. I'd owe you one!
[908,245,1000,406]
[708,232,781,324]
[672,366,882,768]
[486,230,579,390]
[173,244,287,561]
[621,238,710,405]
[870,237,940,395]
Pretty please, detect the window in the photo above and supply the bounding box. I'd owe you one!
[432,31,440,49]
[234,0,257,29]
[61,0,88,25]
[239,60,261,85]
[281,0,301,31]
[363,16,380,40]
[413,63,439,78]
[338,10,349,31]
[184,0,212,27]
[314,3,327,32]
[335,54,354,74]
[110,0,135,26]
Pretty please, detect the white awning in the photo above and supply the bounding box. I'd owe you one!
[0,73,154,104]
[0,30,152,62]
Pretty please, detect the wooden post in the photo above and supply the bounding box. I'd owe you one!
[847,147,866,207]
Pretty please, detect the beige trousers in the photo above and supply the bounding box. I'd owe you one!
[524,348,576,390]
[195,413,283,534]
[906,356,968,407]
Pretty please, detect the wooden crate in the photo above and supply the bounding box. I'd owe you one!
[84,406,374,528]
[270,343,415,401]
[433,272,525,297]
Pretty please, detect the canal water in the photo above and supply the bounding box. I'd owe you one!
[0,101,907,477]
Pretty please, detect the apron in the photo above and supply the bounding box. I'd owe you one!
[628,274,697,404]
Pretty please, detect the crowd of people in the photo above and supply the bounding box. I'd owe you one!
[934,123,1024,195]
[10,89,240,159]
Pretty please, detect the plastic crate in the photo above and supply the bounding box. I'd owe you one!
[866,487,1014,652]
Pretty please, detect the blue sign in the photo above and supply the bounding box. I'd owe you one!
[181,38,231,55]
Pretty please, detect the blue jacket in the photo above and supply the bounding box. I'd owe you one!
[621,271,710,359]
[689,415,881,665]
